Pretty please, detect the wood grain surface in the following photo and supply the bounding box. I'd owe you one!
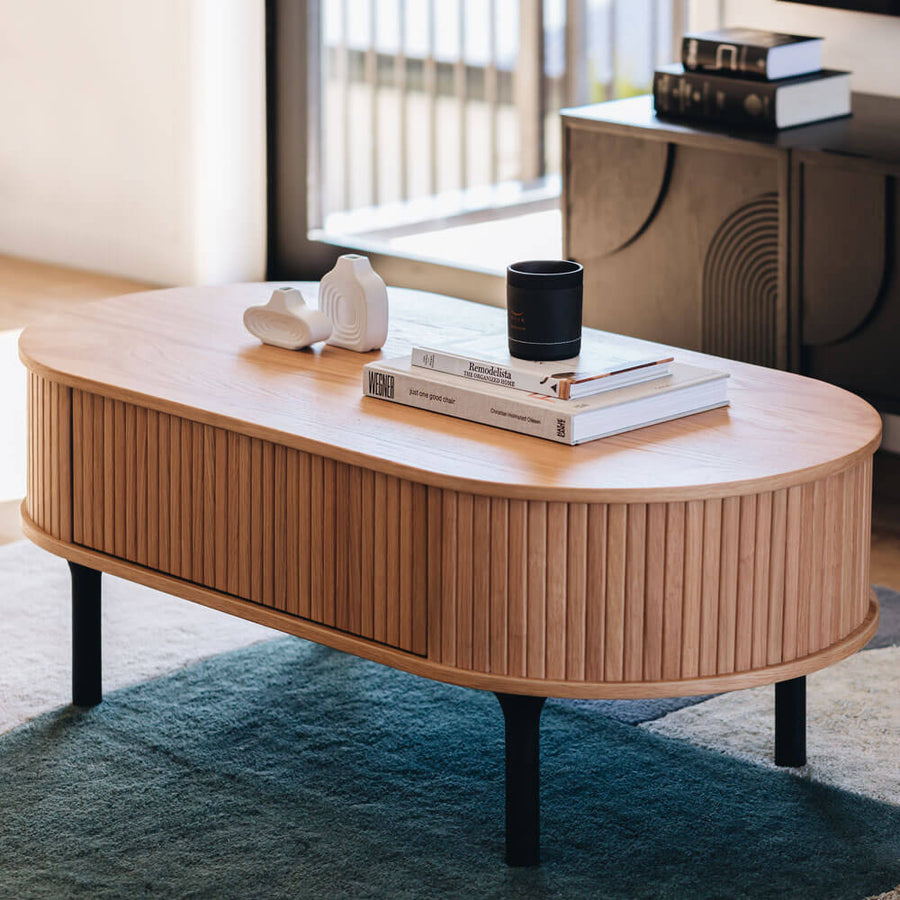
[20,284,881,697]
[19,283,881,504]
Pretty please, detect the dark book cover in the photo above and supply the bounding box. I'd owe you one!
[653,64,848,130]
[655,65,778,127]
[682,27,820,80]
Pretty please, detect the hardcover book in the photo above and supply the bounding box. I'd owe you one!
[410,333,673,400]
[363,357,729,445]
[682,27,822,81]
[653,64,851,130]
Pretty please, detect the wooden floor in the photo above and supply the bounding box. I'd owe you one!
[1,253,899,593]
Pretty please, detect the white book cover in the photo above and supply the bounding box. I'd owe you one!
[411,332,673,400]
[364,356,729,445]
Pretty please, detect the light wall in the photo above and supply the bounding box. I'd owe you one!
[699,0,900,96]
[0,0,266,285]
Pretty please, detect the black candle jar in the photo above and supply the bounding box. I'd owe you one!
[506,260,584,361]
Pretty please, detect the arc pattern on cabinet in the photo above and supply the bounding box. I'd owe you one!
[702,192,780,368]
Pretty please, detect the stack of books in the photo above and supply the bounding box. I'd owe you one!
[362,333,729,446]
[653,27,851,130]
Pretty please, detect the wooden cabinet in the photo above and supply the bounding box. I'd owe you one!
[562,93,900,411]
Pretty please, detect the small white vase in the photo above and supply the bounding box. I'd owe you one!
[319,254,389,352]
[243,287,333,350]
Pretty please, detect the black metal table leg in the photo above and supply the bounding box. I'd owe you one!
[495,693,547,867]
[70,562,102,707]
[774,675,806,767]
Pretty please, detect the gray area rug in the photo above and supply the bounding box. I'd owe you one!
[0,541,275,735]
[1,637,898,900]
[871,585,900,649]
[643,645,900,803]
[1,540,898,897]
[604,584,900,806]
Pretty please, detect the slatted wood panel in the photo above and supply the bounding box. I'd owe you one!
[19,283,884,508]
[69,391,426,656]
[30,379,876,690]
[26,373,72,542]
[426,461,873,681]
[52,384,874,686]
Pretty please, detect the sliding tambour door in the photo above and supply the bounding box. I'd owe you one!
[65,386,427,656]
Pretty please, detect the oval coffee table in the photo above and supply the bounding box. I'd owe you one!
[19,284,881,865]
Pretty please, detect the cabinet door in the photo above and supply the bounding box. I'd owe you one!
[795,155,900,409]
[564,125,788,367]
[67,392,429,656]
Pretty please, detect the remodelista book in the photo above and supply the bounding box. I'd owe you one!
[653,64,851,130]
[411,334,673,400]
[682,27,822,81]
[363,357,729,445]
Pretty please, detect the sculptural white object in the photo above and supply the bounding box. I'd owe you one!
[319,254,389,352]
[243,287,333,350]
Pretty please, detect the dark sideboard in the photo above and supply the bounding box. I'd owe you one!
[562,93,900,414]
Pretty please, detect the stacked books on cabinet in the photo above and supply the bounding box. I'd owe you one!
[362,334,729,445]
[653,27,851,130]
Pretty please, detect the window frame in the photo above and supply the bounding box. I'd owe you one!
[266,0,689,302]
[266,0,506,304]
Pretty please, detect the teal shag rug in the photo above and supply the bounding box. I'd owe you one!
[0,637,898,900]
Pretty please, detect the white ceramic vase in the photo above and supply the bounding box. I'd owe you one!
[319,254,389,352]
[243,287,333,350]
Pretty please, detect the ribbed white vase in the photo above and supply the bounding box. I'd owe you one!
[319,255,389,352]
[243,287,333,350]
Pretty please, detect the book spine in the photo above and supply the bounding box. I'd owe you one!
[653,68,777,128]
[682,36,771,79]
[363,365,575,444]
[410,347,567,399]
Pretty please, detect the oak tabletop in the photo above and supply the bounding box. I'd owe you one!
[19,283,881,502]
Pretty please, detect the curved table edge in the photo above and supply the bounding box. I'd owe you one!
[22,509,881,700]
[17,353,883,504]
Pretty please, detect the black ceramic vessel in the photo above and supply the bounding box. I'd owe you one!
[506,260,584,361]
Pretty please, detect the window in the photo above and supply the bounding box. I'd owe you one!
[267,0,688,301]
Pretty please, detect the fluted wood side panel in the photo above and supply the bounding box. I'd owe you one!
[426,461,872,682]
[53,386,873,685]
[70,391,426,656]
[26,373,71,542]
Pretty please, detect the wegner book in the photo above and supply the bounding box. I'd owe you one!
[653,64,850,130]
[411,333,673,400]
[363,357,729,445]
[682,27,822,81]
